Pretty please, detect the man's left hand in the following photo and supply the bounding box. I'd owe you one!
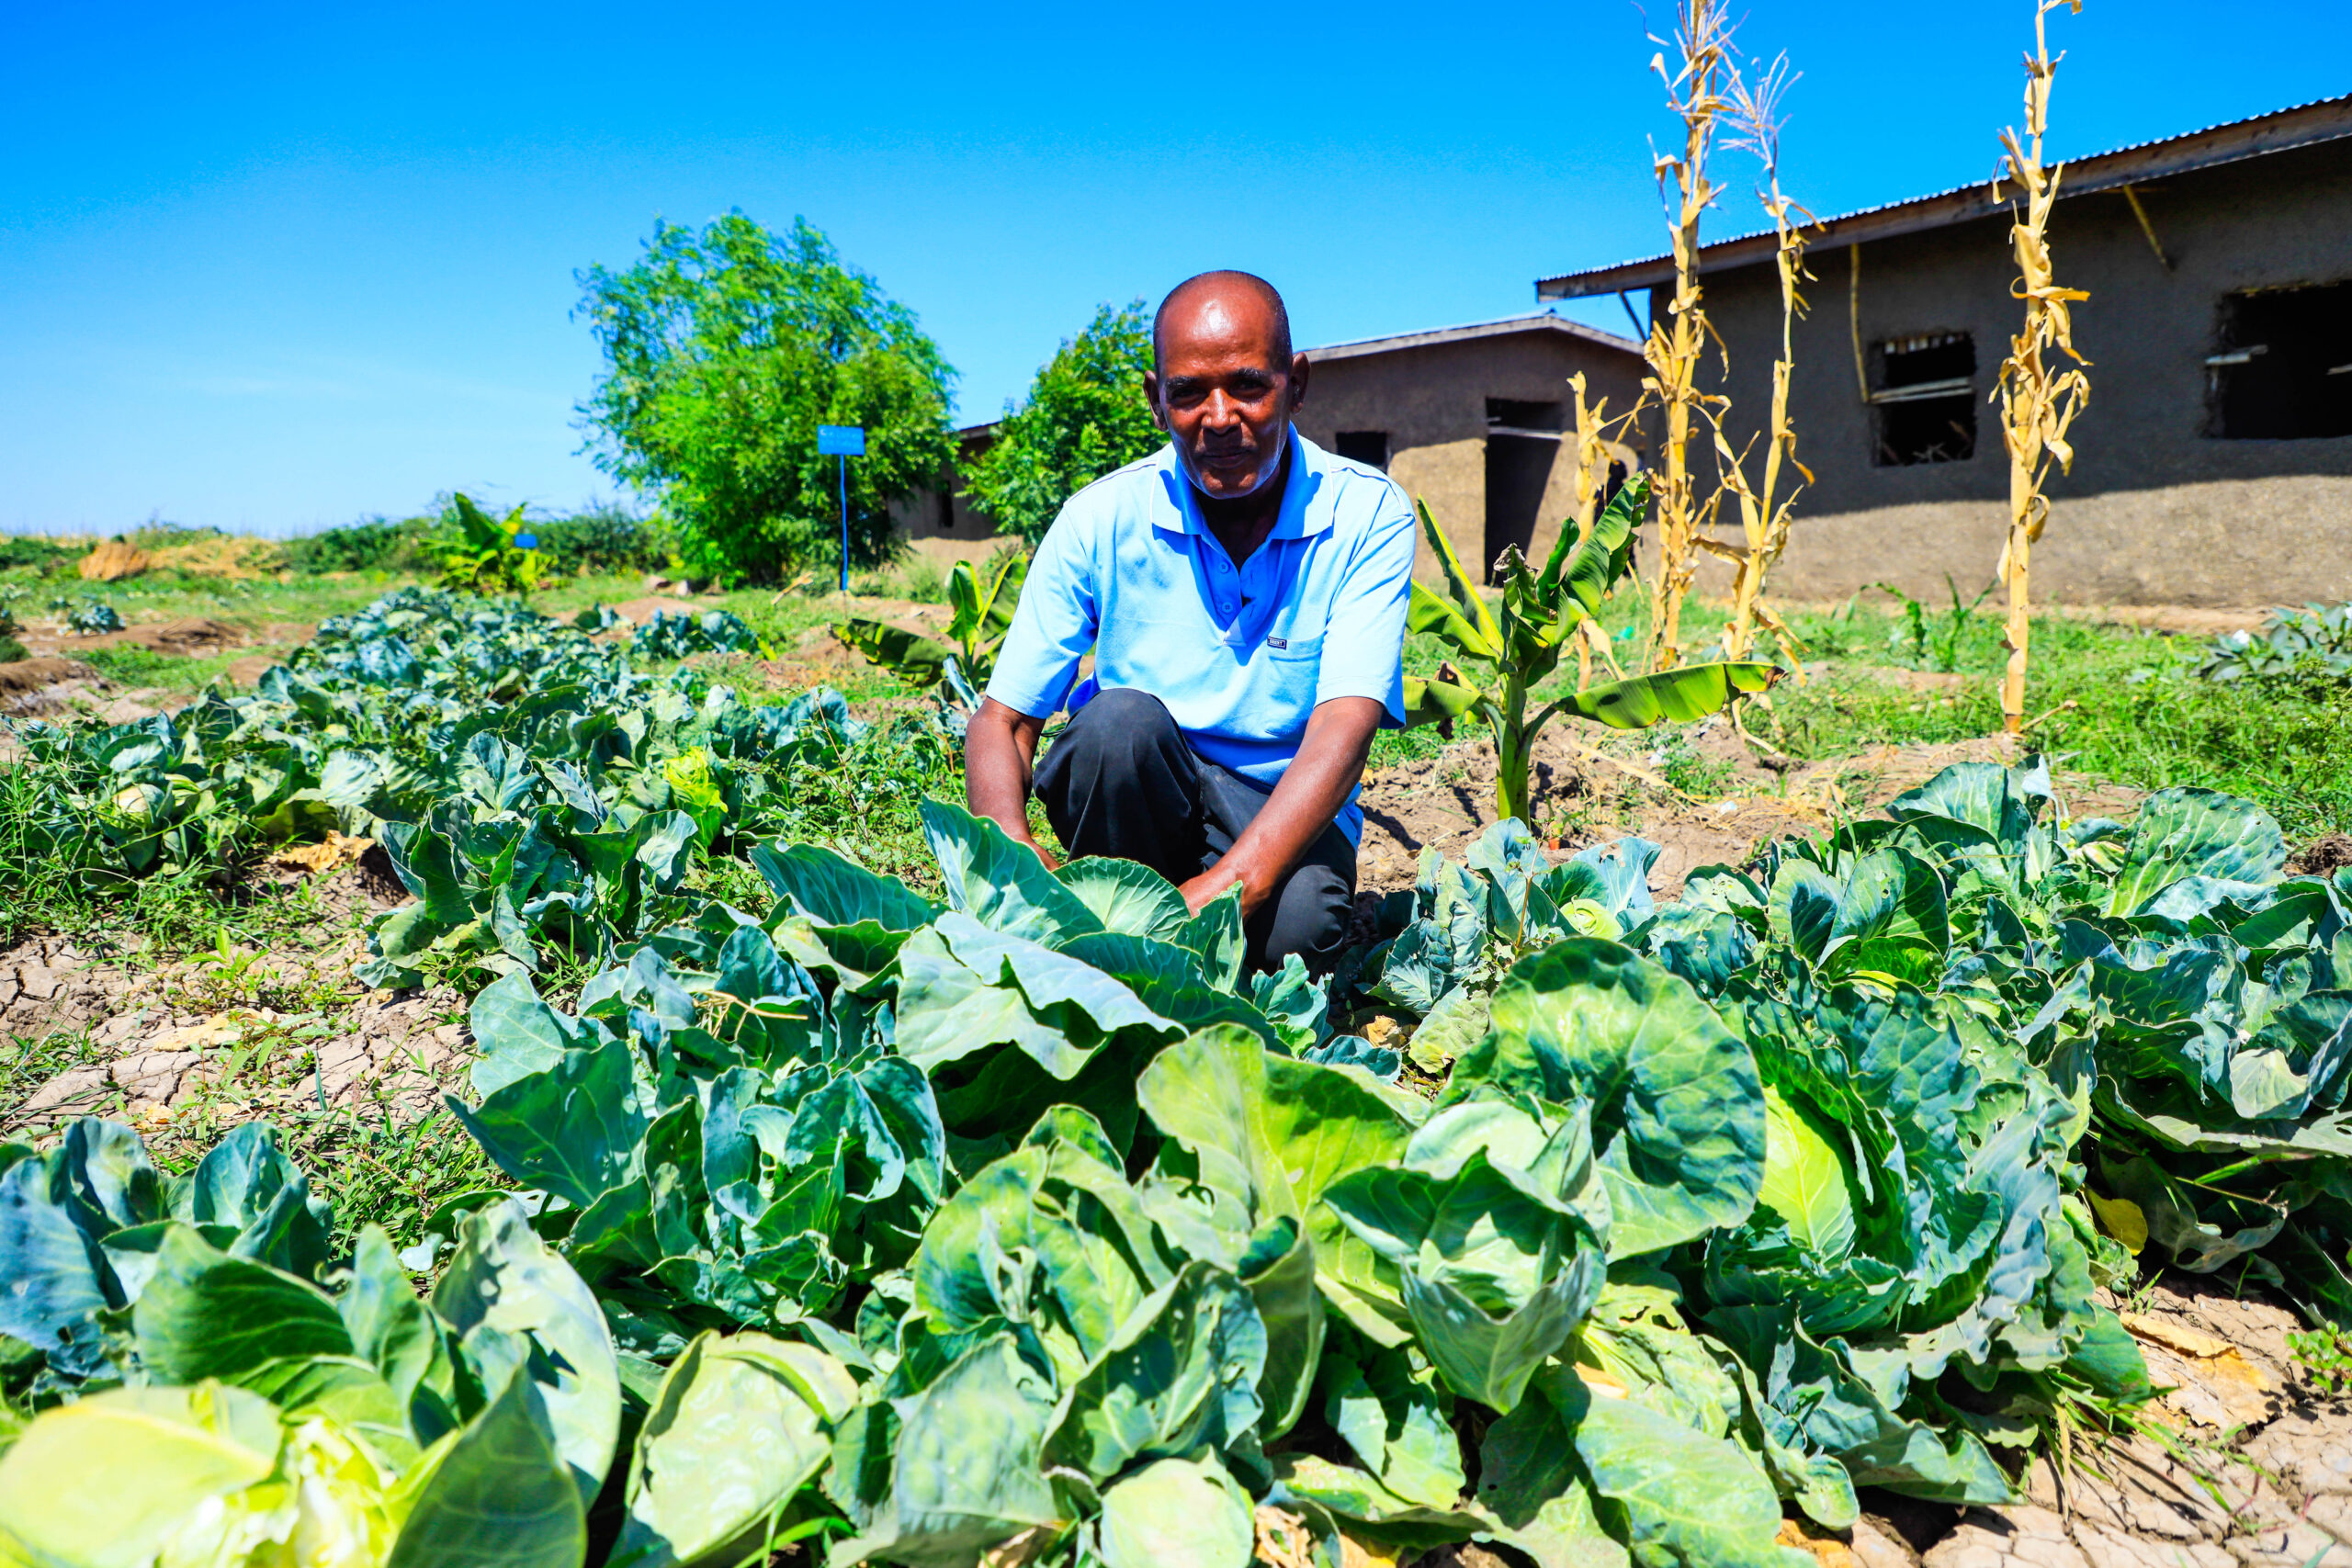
[1178,695,1384,920]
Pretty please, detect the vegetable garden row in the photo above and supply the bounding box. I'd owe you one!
[2,579,2348,1568]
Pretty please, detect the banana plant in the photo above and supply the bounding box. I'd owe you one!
[834,548,1028,703]
[1405,476,1779,826]
[433,492,543,596]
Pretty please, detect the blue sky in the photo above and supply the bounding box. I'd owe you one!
[4,1,2345,536]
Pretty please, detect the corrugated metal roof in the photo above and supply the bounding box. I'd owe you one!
[1537,93,2352,299]
[1306,310,1641,360]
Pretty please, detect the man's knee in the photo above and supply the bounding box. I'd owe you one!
[1053,688,1183,773]
[1258,863,1355,976]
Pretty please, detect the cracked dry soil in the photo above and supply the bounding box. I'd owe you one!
[3,860,470,1145]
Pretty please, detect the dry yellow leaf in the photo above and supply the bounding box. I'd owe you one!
[1577,1363,1630,1399]
[2086,1190,2148,1254]
[2119,1311,2234,1363]
[1339,1532,1408,1568]
[271,830,375,875]
[1777,1517,1859,1567]
[1254,1506,1317,1568]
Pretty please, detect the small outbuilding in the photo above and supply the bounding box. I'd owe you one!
[894,312,1650,584]
[1538,95,2352,608]
[1288,312,1646,581]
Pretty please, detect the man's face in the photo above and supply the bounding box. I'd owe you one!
[1146,290,1308,502]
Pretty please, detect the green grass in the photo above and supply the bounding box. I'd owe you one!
[1393,583,2348,844]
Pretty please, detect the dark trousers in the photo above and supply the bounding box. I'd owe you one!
[1033,688,1357,976]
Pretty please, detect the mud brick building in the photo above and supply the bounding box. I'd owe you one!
[1539,95,2352,608]
[895,314,1649,586]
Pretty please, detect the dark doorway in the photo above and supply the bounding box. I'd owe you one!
[1871,333,1977,465]
[1485,434,1556,581]
[1334,430,1391,469]
[2209,281,2352,439]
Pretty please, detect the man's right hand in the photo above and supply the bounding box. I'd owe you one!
[964,695,1056,866]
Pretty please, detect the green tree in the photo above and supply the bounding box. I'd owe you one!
[574,213,956,584]
[963,300,1162,546]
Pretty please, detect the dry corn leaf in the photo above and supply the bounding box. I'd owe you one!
[2086,1190,2148,1254]
[2117,1316,2257,1401]
[2119,1311,2234,1363]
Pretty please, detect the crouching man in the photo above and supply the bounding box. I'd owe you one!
[964,270,1416,975]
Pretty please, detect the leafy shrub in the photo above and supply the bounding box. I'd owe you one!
[0,533,74,575]
[531,501,669,577]
[281,514,428,574]
[961,299,1161,546]
[576,213,956,584]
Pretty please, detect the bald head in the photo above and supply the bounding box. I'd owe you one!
[1152,271,1292,373]
[1145,270,1306,504]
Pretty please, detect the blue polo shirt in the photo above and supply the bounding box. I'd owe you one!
[986,429,1417,847]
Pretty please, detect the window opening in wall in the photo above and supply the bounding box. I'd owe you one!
[1485,398,1565,435]
[936,489,956,534]
[1870,332,1976,466]
[2208,280,2352,440]
[1334,430,1391,469]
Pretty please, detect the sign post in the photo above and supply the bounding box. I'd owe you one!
[816,424,865,594]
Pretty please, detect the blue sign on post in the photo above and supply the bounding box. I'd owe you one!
[816,425,865,592]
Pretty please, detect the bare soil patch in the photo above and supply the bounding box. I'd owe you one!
[1355,718,2144,898]
[17,615,246,660]
[2291,834,2352,877]
[4,858,466,1143]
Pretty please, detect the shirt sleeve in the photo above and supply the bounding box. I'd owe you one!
[984,502,1101,719]
[1315,479,1418,727]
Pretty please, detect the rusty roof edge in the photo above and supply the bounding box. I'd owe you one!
[1306,310,1641,360]
[1536,94,2352,300]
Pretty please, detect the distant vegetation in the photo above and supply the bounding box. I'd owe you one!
[962,299,1161,546]
[574,212,957,586]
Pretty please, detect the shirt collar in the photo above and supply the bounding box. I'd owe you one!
[1154,426,1336,542]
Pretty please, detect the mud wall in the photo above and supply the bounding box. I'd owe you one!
[1295,326,1646,582]
[1679,135,2352,607]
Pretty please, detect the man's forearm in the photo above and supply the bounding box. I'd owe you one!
[964,697,1056,863]
[1184,695,1382,915]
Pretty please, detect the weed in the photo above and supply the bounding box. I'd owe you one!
[0,1026,113,1135]
[2287,1324,2352,1395]
[1655,735,1739,798]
